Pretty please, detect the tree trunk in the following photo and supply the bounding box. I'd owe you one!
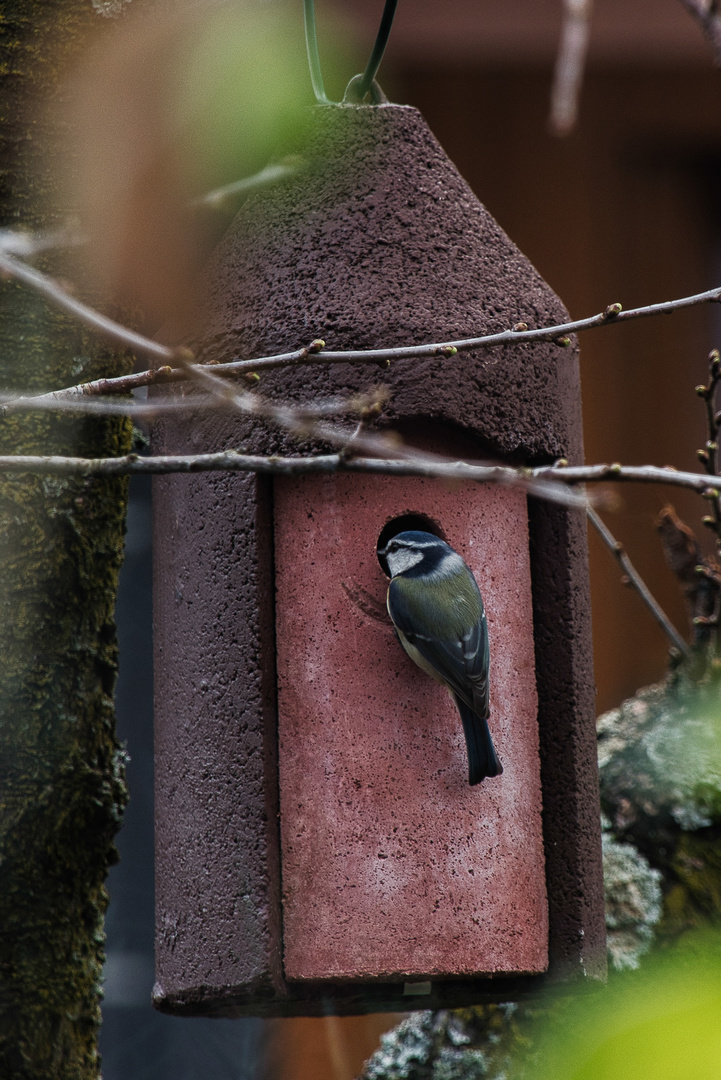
[0,3,132,1076]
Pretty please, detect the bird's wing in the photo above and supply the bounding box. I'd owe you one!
[387,578,490,719]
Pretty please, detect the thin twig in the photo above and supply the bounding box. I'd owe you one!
[0,392,218,417]
[0,224,85,258]
[195,285,719,372]
[677,0,721,65]
[533,462,721,493]
[0,450,711,497]
[0,450,717,506]
[694,348,721,555]
[0,449,590,505]
[0,387,379,420]
[0,367,185,413]
[0,251,171,362]
[550,0,593,136]
[2,246,721,410]
[170,347,403,462]
[191,158,304,211]
[587,506,690,655]
[171,353,586,512]
[656,505,721,646]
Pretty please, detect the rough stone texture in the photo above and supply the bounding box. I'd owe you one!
[528,500,607,981]
[190,103,581,464]
[153,472,284,1006]
[275,475,547,981]
[152,103,605,1015]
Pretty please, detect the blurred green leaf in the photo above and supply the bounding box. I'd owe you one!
[533,935,721,1080]
[173,1,357,191]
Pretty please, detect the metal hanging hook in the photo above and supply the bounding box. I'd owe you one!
[303,0,398,106]
[342,75,389,105]
[303,0,331,104]
[352,0,398,101]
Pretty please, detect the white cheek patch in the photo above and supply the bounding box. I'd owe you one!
[387,547,424,576]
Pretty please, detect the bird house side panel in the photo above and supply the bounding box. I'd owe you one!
[274,474,548,982]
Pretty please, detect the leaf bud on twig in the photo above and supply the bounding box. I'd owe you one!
[513,322,529,332]
[697,449,710,463]
[702,487,720,499]
[309,339,325,353]
[696,384,709,397]
[702,516,716,528]
[554,336,572,348]
[604,303,623,318]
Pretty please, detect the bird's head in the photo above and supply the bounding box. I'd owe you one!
[381,530,463,580]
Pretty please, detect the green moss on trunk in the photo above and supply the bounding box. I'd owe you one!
[0,3,134,1077]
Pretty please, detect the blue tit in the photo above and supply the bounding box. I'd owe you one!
[381,530,502,785]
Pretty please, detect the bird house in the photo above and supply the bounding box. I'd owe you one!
[151,104,605,1017]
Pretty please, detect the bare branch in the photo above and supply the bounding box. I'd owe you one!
[0,448,712,501]
[0,387,378,420]
[693,348,721,553]
[0,449,590,506]
[656,505,721,642]
[192,158,304,211]
[677,0,721,65]
[0,447,717,509]
[164,348,401,463]
[0,367,185,414]
[550,0,593,136]
[0,392,216,417]
[0,445,718,516]
[196,286,721,373]
[0,224,84,258]
[0,251,173,362]
[533,461,721,494]
[1,247,721,412]
[587,506,690,656]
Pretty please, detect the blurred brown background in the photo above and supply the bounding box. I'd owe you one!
[266,1,721,1077]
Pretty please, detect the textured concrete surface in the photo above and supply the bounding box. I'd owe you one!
[153,472,284,1003]
[275,474,547,981]
[197,103,582,465]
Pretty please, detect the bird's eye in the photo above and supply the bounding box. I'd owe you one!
[388,542,398,553]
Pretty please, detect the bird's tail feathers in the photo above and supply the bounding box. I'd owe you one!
[456,697,503,785]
